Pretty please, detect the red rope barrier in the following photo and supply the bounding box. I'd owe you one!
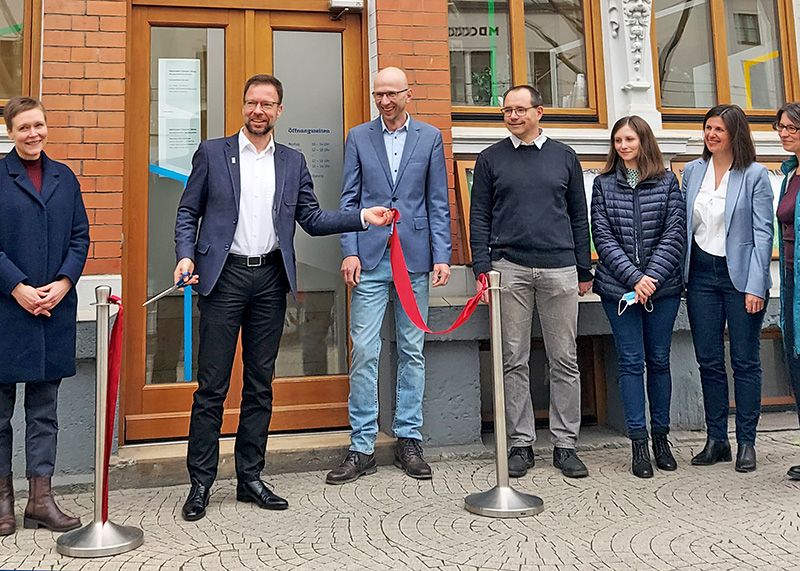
[388,209,488,334]
[102,295,123,523]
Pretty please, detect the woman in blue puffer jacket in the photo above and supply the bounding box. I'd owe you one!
[591,115,686,478]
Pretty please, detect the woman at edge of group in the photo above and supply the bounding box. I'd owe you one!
[0,96,89,534]
[773,102,800,481]
[684,104,774,473]
[591,115,686,478]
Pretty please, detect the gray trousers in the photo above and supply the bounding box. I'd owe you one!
[493,259,581,449]
[0,380,61,478]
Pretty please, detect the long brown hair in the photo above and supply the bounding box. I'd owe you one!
[602,115,664,181]
[701,104,756,170]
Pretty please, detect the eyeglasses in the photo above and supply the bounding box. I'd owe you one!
[244,100,279,112]
[501,106,536,117]
[372,88,409,101]
[773,122,800,134]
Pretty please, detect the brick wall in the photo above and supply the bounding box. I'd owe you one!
[374,0,465,264]
[41,0,126,275]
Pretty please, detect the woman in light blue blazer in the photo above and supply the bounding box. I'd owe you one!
[683,104,774,473]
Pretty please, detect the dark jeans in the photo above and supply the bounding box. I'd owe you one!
[187,253,288,487]
[0,380,61,478]
[687,244,766,445]
[602,295,680,440]
[781,269,800,425]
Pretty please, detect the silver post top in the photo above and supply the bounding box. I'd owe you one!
[95,285,112,304]
[487,270,501,288]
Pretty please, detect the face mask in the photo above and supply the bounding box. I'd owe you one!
[618,291,654,316]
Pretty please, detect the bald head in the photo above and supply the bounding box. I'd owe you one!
[372,67,412,128]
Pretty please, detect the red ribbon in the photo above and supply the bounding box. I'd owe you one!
[389,209,488,334]
[102,295,123,523]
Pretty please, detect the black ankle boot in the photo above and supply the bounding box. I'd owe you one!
[691,438,731,466]
[652,433,677,471]
[631,439,653,479]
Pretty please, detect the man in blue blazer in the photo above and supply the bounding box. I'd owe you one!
[326,67,452,485]
[174,74,392,521]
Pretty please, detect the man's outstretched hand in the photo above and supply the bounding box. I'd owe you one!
[363,207,394,226]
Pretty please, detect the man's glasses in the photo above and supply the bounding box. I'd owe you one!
[773,122,800,135]
[372,88,409,101]
[244,100,279,112]
[500,106,536,117]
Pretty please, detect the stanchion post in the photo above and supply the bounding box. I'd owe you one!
[464,271,544,518]
[57,286,144,558]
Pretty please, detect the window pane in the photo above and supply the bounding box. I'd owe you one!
[654,0,717,108]
[0,1,23,100]
[524,0,587,108]
[449,0,512,106]
[727,0,784,110]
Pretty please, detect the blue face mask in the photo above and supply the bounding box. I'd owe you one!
[618,291,654,316]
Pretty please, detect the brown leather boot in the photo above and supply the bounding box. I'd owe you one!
[0,475,15,535]
[23,476,80,532]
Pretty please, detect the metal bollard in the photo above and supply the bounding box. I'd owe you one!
[464,271,544,518]
[57,286,144,557]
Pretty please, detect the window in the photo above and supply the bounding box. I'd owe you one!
[0,0,41,107]
[654,0,796,116]
[448,0,602,120]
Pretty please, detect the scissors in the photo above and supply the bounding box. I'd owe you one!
[142,272,191,307]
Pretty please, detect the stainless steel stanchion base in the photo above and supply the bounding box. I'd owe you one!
[465,486,544,518]
[56,521,144,558]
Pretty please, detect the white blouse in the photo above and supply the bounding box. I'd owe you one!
[693,161,730,257]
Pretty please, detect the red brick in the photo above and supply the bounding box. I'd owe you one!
[90,224,121,241]
[67,111,98,127]
[42,95,84,112]
[95,176,123,192]
[85,31,124,48]
[70,79,99,94]
[83,192,121,209]
[84,258,121,274]
[97,143,123,159]
[44,14,72,30]
[46,30,85,47]
[41,79,71,95]
[86,1,126,16]
[93,242,122,258]
[375,40,413,55]
[43,47,72,62]
[84,63,125,78]
[77,176,97,191]
[84,95,124,111]
[46,0,87,15]
[99,16,125,32]
[45,143,69,159]
[95,208,122,224]
[97,111,123,127]
[60,159,83,174]
[83,160,123,176]
[413,42,449,57]
[70,47,100,62]
[401,55,449,71]
[98,48,125,63]
[98,79,124,94]
[46,111,70,127]
[71,15,99,31]
[67,143,96,159]
[42,62,84,79]
[411,70,449,84]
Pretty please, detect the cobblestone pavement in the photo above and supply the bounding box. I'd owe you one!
[0,432,798,571]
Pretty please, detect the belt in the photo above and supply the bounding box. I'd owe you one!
[227,251,281,267]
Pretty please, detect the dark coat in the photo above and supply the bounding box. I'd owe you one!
[0,149,89,383]
[175,134,364,297]
[591,166,686,302]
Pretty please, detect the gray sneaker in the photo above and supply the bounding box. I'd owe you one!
[507,446,535,477]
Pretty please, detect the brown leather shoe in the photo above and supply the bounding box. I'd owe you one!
[0,475,15,536]
[23,476,80,532]
[394,438,432,480]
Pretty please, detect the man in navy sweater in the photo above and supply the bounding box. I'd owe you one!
[469,85,593,479]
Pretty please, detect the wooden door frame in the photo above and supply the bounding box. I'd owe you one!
[122,5,364,443]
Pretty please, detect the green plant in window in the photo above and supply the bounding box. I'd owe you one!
[471,66,493,105]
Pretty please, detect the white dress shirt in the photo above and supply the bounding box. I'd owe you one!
[510,130,548,149]
[381,114,410,185]
[230,129,278,256]
[693,161,730,257]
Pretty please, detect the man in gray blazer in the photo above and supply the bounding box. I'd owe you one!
[326,67,452,484]
[174,74,392,521]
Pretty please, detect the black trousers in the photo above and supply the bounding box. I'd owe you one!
[0,380,61,478]
[187,253,288,486]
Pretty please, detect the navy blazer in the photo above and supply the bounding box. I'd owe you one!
[683,158,774,298]
[175,134,364,296]
[0,149,89,383]
[339,117,451,272]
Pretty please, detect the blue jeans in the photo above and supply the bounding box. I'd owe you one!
[780,269,800,425]
[348,250,429,454]
[602,295,680,440]
[687,244,766,445]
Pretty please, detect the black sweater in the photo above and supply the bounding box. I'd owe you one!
[469,137,592,281]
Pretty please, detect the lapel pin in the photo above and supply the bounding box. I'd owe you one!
[231,157,236,164]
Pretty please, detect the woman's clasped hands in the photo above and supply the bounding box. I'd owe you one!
[11,277,72,317]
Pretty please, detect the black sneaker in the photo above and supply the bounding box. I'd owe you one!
[394,438,432,480]
[325,451,377,485]
[553,447,589,478]
[507,446,535,478]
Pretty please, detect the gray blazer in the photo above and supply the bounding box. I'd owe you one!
[683,158,774,298]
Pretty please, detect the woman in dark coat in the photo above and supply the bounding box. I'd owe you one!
[591,115,686,478]
[0,96,89,534]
